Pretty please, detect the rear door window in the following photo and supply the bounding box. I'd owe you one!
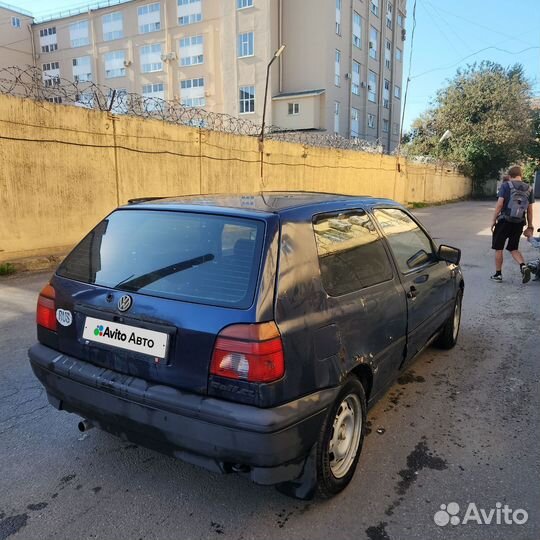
[373,208,435,273]
[57,210,265,308]
[313,210,394,296]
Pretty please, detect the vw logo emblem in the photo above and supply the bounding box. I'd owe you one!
[117,295,132,312]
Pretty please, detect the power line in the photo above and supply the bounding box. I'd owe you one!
[422,0,474,55]
[423,2,535,49]
[397,0,417,155]
[412,46,540,80]
[419,1,465,57]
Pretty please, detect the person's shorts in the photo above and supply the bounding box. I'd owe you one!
[492,221,525,251]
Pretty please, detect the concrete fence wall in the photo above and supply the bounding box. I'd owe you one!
[0,94,472,262]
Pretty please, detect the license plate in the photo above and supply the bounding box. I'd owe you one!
[82,316,169,359]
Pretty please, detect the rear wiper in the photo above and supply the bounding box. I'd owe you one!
[115,253,214,292]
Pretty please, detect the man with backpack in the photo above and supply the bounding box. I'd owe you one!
[490,166,535,283]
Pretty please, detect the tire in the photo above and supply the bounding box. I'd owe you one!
[316,377,367,498]
[435,288,463,349]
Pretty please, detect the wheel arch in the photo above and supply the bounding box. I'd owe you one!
[350,363,373,402]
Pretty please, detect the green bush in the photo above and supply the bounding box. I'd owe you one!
[0,263,16,276]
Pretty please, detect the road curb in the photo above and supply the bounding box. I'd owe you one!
[0,254,65,277]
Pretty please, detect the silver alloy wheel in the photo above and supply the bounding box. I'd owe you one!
[328,394,362,479]
[452,294,462,341]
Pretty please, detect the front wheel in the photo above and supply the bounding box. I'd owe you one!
[435,288,463,349]
[316,377,367,498]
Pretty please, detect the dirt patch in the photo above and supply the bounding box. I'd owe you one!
[397,371,426,385]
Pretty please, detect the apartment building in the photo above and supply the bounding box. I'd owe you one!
[0,2,35,67]
[0,0,406,151]
[275,0,406,151]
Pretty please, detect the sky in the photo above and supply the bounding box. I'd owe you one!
[6,0,540,131]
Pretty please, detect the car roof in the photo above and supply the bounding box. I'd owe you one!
[123,192,400,215]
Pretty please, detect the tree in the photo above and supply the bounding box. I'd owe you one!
[522,108,540,182]
[404,62,536,184]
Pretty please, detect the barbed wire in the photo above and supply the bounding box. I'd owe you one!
[266,130,383,153]
[0,65,382,152]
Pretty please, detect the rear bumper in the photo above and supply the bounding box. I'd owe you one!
[29,344,338,484]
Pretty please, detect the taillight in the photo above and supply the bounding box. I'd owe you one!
[210,322,285,383]
[36,284,57,331]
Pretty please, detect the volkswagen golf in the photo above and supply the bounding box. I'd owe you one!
[29,192,463,499]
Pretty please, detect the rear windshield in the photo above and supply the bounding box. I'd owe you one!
[57,210,265,309]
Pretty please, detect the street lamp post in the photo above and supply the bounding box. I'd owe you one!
[259,45,285,143]
[439,129,452,143]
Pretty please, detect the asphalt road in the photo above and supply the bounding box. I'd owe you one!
[1,200,539,540]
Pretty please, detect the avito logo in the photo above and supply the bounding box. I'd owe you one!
[434,502,528,527]
[93,325,155,348]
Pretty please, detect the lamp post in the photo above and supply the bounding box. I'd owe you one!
[259,45,285,143]
[439,129,452,143]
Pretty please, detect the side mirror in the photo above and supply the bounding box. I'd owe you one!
[406,249,431,269]
[438,244,461,265]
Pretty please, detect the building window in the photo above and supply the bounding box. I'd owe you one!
[39,27,58,53]
[385,39,392,70]
[369,26,378,60]
[237,0,253,8]
[334,101,340,133]
[140,43,163,73]
[352,12,362,48]
[178,0,202,25]
[352,61,360,95]
[368,113,376,129]
[288,103,300,115]
[386,1,393,29]
[371,0,379,17]
[69,20,90,48]
[103,12,123,41]
[368,70,377,102]
[104,50,126,78]
[47,96,62,104]
[239,86,255,113]
[396,47,402,62]
[238,32,254,57]
[11,16,21,28]
[383,79,390,109]
[394,85,401,99]
[42,62,60,87]
[397,12,404,27]
[138,3,161,34]
[351,108,360,138]
[142,83,164,98]
[335,49,341,86]
[179,35,204,66]
[72,56,92,82]
[142,83,165,110]
[180,77,205,107]
[335,0,342,35]
[393,122,399,135]
[383,119,389,133]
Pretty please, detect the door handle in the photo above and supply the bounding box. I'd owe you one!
[413,274,429,284]
[407,286,418,299]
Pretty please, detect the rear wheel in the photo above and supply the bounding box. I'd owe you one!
[316,377,366,498]
[435,288,463,349]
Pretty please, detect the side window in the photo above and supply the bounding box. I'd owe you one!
[373,208,434,273]
[313,210,393,296]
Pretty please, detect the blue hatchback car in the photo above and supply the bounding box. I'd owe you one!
[29,192,463,499]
